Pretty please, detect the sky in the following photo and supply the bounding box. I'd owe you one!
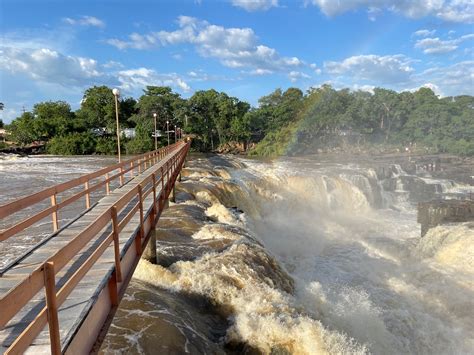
[0,0,473,123]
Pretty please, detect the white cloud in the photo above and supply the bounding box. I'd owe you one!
[0,47,107,87]
[63,16,105,28]
[415,33,474,54]
[322,53,473,96]
[252,68,274,75]
[353,84,376,93]
[0,45,193,97]
[412,60,474,96]
[324,54,414,83]
[118,68,191,93]
[106,16,303,73]
[413,29,436,37]
[288,71,311,82]
[231,0,278,11]
[306,0,474,23]
[405,83,443,96]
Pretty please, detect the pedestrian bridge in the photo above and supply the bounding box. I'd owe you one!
[0,140,190,354]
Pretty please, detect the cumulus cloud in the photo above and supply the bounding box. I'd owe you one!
[106,16,303,73]
[118,68,191,92]
[415,33,474,54]
[324,54,414,84]
[412,60,474,95]
[322,53,473,96]
[413,29,436,37]
[306,0,474,23]
[231,0,278,11]
[62,16,105,28]
[288,71,311,82]
[0,47,107,87]
[0,46,192,95]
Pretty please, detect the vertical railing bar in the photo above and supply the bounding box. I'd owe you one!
[84,181,90,209]
[44,262,61,355]
[110,206,122,282]
[50,194,59,232]
[105,173,110,195]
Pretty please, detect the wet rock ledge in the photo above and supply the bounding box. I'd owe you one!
[418,199,474,236]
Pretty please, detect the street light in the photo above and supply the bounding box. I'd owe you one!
[153,112,158,150]
[166,120,170,146]
[112,88,121,162]
[174,125,177,143]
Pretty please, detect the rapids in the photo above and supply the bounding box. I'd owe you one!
[100,154,473,354]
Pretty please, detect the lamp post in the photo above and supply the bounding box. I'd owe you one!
[166,120,170,146]
[174,125,177,143]
[112,88,121,162]
[153,112,158,150]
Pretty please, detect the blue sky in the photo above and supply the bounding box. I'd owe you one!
[1,0,473,122]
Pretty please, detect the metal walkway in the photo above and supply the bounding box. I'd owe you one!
[0,141,190,354]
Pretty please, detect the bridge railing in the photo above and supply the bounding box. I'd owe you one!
[0,140,190,354]
[0,143,181,243]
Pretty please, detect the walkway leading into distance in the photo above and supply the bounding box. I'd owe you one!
[0,141,190,354]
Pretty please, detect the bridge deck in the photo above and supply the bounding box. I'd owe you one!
[0,142,189,354]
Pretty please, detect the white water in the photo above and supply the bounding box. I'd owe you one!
[2,154,472,354]
[126,156,473,354]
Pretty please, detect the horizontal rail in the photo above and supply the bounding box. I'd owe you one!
[0,144,181,241]
[0,140,191,354]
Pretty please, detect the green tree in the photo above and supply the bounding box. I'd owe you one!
[32,101,75,139]
[8,112,39,145]
[129,86,185,150]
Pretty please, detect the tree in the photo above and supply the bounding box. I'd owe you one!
[8,112,39,145]
[76,86,135,132]
[33,101,75,139]
[129,86,185,151]
[76,86,116,130]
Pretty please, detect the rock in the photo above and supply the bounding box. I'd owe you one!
[417,200,474,236]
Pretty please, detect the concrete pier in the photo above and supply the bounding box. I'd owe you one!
[417,199,474,236]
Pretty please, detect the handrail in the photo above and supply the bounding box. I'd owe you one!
[0,140,191,354]
[0,143,181,242]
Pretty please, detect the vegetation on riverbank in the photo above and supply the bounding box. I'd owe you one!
[3,84,473,156]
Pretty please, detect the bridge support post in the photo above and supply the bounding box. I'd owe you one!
[170,185,176,203]
[142,233,157,264]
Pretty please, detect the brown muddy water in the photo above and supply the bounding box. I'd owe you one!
[1,153,473,354]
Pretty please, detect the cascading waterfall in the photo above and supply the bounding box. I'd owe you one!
[102,155,473,354]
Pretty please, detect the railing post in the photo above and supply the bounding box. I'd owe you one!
[44,262,61,355]
[110,206,122,282]
[136,185,144,255]
[84,181,90,209]
[105,173,110,195]
[130,162,134,178]
[138,159,142,174]
[119,167,124,186]
[50,194,59,232]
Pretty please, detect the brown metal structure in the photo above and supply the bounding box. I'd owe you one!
[0,140,190,354]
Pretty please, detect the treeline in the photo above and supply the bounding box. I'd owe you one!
[250,85,474,156]
[4,84,474,156]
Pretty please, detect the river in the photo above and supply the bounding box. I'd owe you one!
[1,153,473,354]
